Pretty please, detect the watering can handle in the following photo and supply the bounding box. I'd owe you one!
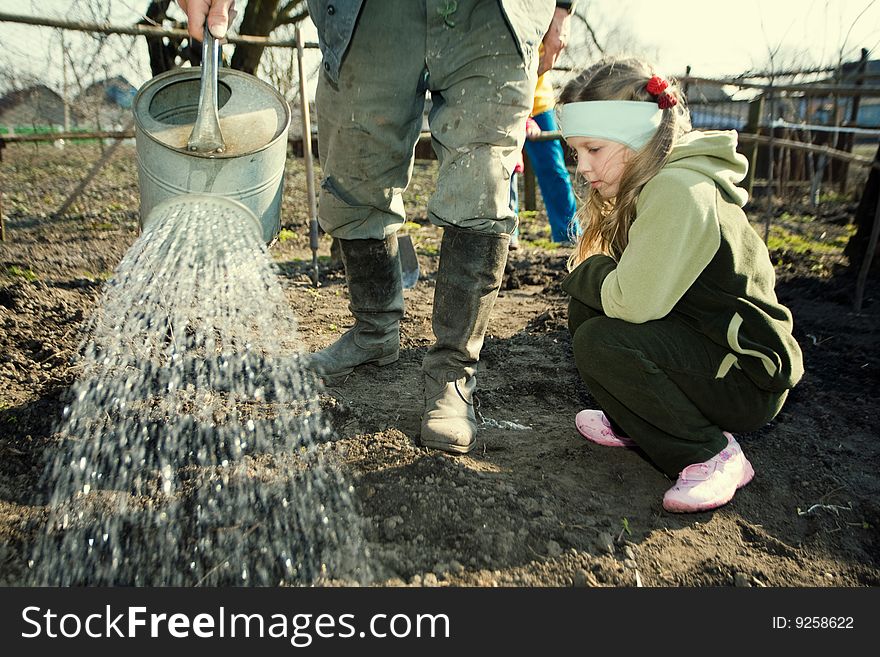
[187,25,226,154]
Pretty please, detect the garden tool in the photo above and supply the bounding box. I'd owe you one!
[398,234,420,289]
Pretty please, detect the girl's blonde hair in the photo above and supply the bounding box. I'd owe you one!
[559,57,692,268]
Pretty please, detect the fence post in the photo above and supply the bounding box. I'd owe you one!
[838,48,868,194]
[763,83,776,243]
[854,194,880,313]
[295,27,320,288]
[743,96,764,197]
[523,151,537,212]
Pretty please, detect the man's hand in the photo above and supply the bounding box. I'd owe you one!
[538,6,572,76]
[177,0,237,41]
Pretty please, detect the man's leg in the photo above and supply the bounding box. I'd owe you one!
[418,0,540,452]
[306,1,427,378]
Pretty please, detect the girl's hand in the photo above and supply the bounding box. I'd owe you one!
[526,117,542,140]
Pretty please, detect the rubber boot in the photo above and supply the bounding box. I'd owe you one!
[420,226,510,453]
[304,235,404,378]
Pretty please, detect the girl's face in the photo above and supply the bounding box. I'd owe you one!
[568,137,634,199]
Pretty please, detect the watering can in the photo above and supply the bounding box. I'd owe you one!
[132,28,290,245]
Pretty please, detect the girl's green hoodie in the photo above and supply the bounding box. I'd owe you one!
[563,129,804,393]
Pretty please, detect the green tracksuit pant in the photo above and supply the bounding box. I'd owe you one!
[569,298,788,477]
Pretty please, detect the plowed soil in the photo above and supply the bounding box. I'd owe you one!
[1,143,878,587]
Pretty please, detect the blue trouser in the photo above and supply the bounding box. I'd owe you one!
[523,110,579,243]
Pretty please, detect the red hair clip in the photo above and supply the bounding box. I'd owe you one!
[646,75,677,109]
[657,93,677,109]
[646,75,668,95]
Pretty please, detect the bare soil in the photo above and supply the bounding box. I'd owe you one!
[1,143,878,587]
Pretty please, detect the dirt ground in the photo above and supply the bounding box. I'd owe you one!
[0,142,878,587]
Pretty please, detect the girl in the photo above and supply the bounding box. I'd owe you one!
[557,58,804,513]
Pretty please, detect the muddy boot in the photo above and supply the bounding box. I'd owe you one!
[304,235,404,378]
[420,226,509,453]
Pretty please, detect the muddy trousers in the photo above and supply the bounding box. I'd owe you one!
[568,299,788,477]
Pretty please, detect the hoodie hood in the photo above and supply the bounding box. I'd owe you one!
[666,130,750,207]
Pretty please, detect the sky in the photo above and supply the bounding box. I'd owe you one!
[0,0,878,94]
[595,0,880,77]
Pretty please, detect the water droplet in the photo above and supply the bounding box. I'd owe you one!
[28,199,371,586]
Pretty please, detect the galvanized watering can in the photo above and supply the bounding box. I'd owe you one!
[133,35,290,245]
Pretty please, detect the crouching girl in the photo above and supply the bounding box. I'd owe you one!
[558,57,803,512]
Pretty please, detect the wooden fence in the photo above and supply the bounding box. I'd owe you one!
[1,12,879,307]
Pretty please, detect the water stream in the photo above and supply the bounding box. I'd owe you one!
[28,196,371,586]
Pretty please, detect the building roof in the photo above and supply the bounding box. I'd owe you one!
[76,75,137,109]
[0,84,69,127]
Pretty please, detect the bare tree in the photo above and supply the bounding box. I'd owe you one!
[36,1,145,133]
[231,1,310,74]
[139,0,201,75]
[135,1,311,75]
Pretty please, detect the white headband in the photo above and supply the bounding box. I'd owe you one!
[558,100,662,150]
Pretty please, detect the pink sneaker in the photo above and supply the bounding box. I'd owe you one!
[575,410,637,448]
[662,432,755,513]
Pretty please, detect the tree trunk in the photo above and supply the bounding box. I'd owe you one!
[230,0,281,74]
[140,1,177,75]
[140,0,200,75]
[845,141,880,274]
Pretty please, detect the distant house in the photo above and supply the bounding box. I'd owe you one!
[0,84,69,133]
[74,76,137,129]
[685,82,749,131]
[686,58,880,138]
[839,57,879,127]
[811,58,880,133]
